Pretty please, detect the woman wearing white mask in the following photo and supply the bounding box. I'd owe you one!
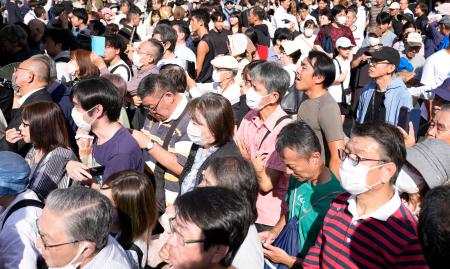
[395,138,450,220]
[179,93,242,194]
[294,20,317,62]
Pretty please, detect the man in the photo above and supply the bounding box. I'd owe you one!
[303,122,428,268]
[261,121,343,267]
[131,74,192,211]
[70,8,90,37]
[428,104,450,144]
[247,7,271,59]
[28,19,46,51]
[166,187,252,269]
[188,55,241,106]
[363,12,397,47]
[5,0,23,24]
[367,0,387,32]
[153,24,185,69]
[37,187,132,268]
[42,28,72,81]
[208,11,233,57]
[402,32,426,79]
[190,9,214,83]
[0,151,43,269]
[273,0,299,32]
[235,62,292,231]
[356,46,413,125]
[399,0,413,15]
[419,185,450,269]
[295,51,344,178]
[389,2,403,36]
[1,57,53,155]
[34,6,47,24]
[104,34,131,81]
[298,3,317,33]
[118,8,141,43]
[172,20,196,71]
[87,20,106,36]
[346,6,364,53]
[311,0,328,23]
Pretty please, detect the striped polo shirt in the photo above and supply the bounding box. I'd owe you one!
[303,192,428,269]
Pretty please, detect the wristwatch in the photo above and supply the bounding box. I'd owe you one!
[144,139,154,151]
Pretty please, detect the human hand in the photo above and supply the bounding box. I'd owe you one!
[397,122,415,148]
[5,128,23,144]
[90,51,106,69]
[259,230,278,245]
[263,243,292,265]
[66,160,92,182]
[235,139,251,160]
[159,243,170,264]
[130,129,151,149]
[252,152,268,174]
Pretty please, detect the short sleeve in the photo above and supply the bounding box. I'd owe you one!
[318,101,345,143]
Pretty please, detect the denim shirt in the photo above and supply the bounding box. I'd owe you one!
[356,77,413,125]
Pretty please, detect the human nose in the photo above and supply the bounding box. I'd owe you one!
[286,167,294,175]
[167,232,178,246]
[427,124,436,138]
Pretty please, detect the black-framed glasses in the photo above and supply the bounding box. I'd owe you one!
[168,217,205,246]
[145,92,166,112]
[338,148,387,166]
[35,219,80,249]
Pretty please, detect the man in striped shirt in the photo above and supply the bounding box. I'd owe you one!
[303,122,428,268]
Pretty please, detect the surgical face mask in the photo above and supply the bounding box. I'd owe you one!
[395,165,424,194]
[304,28,314,37]
[47,244,86,269]
[212,69,221,83]
[339,158,385,195]
[187,121,207,146]
[246,87,270,110]
[336,16,347,25]
[71,106,98,132]
[11,74,20,92]
[368,37,381,47]
[132,52,144,68]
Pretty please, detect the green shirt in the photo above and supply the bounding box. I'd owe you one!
[285,172,343,257]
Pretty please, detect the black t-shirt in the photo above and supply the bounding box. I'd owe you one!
[364,90,386,123]
[208,29,232,56]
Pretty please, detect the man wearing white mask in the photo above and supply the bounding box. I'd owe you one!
[235,62,292,232]
[303,122,428,268]
[187,55,241,106]
[36,187,132,269]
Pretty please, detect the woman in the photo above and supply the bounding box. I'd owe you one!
[268,28,293,63]
[294,19,317,62]
[5,101,77,200]
[98,170,158,269]
[230,11,247,34]
[414,2,428,34]
[280,40,302,87]
[179,93,242,194]
[66,49,100,83]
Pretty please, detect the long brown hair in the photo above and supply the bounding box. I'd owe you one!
[22,101,70,154]
[107,170,158,249]
[71,49,100,79]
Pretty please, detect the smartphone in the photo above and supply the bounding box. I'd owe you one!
[88,166,105,178]
[397,106,410,133]
[409,108,421,140]
[91,36,106,56]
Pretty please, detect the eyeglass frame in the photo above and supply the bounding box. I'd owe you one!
[168,217,206,246]
[145,92,166,112]
[338,148,388,166]
[35,219,81,249]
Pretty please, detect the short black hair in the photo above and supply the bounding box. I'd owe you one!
[190,8,210,27]
[351,122,406,183]
[276,120,321,158]
[172,20,190,40]
[273,27,293,46]
[34,6,46,17]
[331,4,347,20]
[105,34,126,51]
[72,8,88,24]
[159,64,187,93]
[44,28,71,50]
[251,6,266,20]
[153,24,177,52]
[89,20,106,35]
[376,11,392,25]
[137,73,177,97]
[210,11,226,22]
[71,77,123,122]
[419,185,450,269]
[307,50,336,88]
[175,187,252,267]
[126,7,141,22]
[298,2,308,10]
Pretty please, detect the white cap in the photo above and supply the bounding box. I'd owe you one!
[406,32,423,46]
[389,2,400,9]
[335,37,354,48]
[211,55,239,70]
[280,40,302,55]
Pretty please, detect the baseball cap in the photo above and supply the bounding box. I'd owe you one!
[431,77,450,101]
[280,40,302,55]
[366,46,400,68]
[335,37,354,48]
[211,55,239,70]
[439,15,450,27]
[0,151,30,196]
[389,2,400,9]
[406,32,423,47]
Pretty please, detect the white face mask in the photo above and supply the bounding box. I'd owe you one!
[132,52,144,68]
[336,16,348,25]
[71,106,98,132]
[339,158,385,195]
[304,28,314,37]
[212,69,221,83]
[368,37,381,47]
[395,165,423,194]
[187,121,207,146]
[246,87,270,110]
[48,244,86,269]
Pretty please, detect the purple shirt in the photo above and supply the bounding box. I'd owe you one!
[126,65,159,96]
[93,127,144,180]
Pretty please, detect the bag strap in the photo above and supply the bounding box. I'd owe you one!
[29,150,51,188]
[258,115,291,150]
[110,64,131,81]
[333,58,345,92]
[1,199,44,229]
[129,243,144,268]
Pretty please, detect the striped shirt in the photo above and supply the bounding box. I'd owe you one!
[303,192,429,269]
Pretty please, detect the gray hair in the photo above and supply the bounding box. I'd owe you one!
[31,54,57,81]
[45,187,112,251]
[250,62,290,102]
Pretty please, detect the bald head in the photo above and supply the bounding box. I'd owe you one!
[23,58,51,85]
[140,39,164,65]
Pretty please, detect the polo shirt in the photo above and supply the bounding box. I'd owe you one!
[303,192,428,268]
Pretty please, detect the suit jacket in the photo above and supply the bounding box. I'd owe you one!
[0,89,53,156]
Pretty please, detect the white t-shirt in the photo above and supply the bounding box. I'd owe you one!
[328,56,351,103]
[232,224,264,269]
[191,81,241,105]
[420,49,450,88]
[294,34,316,62]
[174,44,196,69]
[108,59,132,82]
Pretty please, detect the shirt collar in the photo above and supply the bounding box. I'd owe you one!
[347,190,401,221]
[251,105,287,131]
[163,94,188,123]
[54,50,70,61]
[18,88,45,106]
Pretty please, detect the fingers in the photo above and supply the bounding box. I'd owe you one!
[66,161,92,181]
[5,128,23,143]
[408,121,415,137]
[159,243,170,263]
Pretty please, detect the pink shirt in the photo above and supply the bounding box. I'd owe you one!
[235,106,292,226]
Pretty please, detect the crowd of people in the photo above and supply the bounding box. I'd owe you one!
[0,0,449,268]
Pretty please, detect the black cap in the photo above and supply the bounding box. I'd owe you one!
[366,46,400,68]
[397,13,414,24]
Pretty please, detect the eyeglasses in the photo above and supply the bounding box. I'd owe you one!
[145,92,166,112]
[367,59,391,66]
[168,217,205,246]
[338,148,387,166]
[21,121,30,128]
[35,219,80,249]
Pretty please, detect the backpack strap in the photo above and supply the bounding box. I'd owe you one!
[55,57,71,63]
[110,64,131,81]
[1,199,44,230]
[129,243,144,268]
[258,115,291,150]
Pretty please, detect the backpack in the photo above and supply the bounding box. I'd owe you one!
[321,26,334,54]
